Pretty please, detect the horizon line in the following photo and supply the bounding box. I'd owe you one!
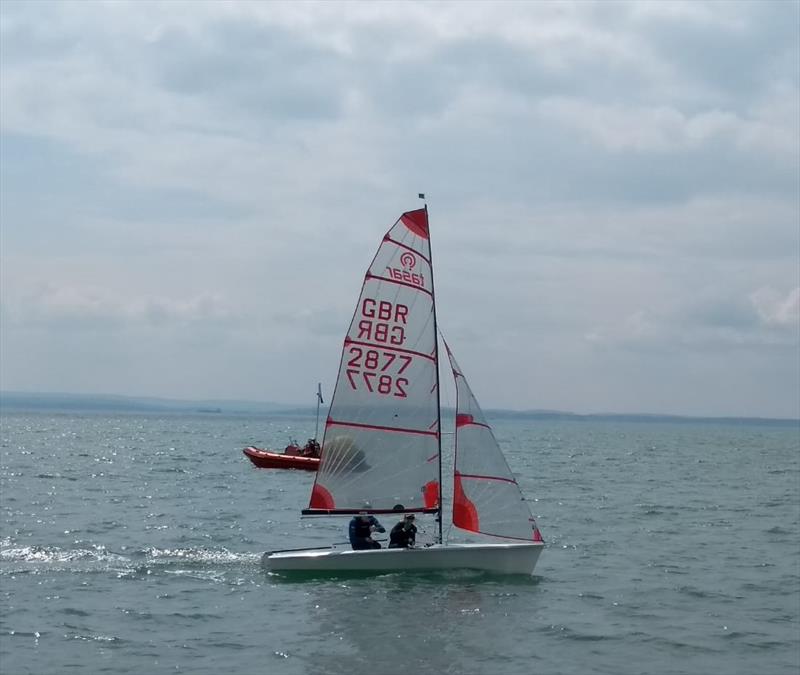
[0,389,797,423]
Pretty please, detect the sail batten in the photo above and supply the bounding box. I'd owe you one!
[384,237,432,262]
[342,339,436,361]
[327,419,438,437]
[457,472,519,485]
[365,273,434,296]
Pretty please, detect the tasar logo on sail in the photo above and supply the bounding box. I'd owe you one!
[385,251,426,288]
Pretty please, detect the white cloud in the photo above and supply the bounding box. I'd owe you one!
[7,283,232,327]
[537,96,798,159]
[750,287,800,328]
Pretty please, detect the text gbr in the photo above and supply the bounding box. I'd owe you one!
[347,299,413,397]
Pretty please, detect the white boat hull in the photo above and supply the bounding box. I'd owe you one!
[264,542,544,576]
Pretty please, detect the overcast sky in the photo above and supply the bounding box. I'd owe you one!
[1,0,798,418]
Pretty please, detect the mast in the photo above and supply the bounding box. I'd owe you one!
[422,194,444,545]
[314,382,323,441]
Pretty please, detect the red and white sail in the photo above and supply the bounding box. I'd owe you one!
[444,342,543,542]
[305,209,440,515]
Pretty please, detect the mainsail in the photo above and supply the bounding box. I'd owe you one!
[444,342,543,542]
[305,209,441,515]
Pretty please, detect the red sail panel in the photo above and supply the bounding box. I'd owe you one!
[423,480,440,509]
[400,208,429,239]
[452,473,479,531]
[310,484,335,509]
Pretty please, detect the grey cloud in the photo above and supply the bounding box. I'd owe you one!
[584,285,799,355]
[270,307,349,337]
[1,133,249,230]
[4,283,233,330]
[0,1,77,64]
[638,1,800,107]
[148,21,349,122]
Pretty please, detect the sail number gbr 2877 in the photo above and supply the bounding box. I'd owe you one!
[346,347,411,397]
[346,299,412,397]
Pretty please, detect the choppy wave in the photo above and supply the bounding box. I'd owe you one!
[2,411,798,675]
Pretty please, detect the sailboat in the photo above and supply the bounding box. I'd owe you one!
[264,205,544,575]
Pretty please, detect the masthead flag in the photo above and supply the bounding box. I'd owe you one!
[317,383,324,405]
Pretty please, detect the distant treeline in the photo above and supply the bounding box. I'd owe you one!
[0,391,797,426]
[0,391,309,416]
[481,408,799,426]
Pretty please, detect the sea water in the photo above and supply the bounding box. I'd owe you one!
[1,410,798,675]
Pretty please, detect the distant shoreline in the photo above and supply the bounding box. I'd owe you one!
[1,391,796,426]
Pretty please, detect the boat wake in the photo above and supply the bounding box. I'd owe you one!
[0,543,262,577]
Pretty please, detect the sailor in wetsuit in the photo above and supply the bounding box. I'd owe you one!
[389,513,417,548]
[349,511,385,550]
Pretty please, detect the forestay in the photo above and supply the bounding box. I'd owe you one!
[305,209,441,515]
[444,342,542,541]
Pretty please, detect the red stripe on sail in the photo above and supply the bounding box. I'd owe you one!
[309,483,335,509]
[365,272,433,297]
[327,419,438,437]
[452,474,479,532]
[343,337,435,362]
[400,208,429,239]
[457,472,518,485]
[384,235,431,264]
